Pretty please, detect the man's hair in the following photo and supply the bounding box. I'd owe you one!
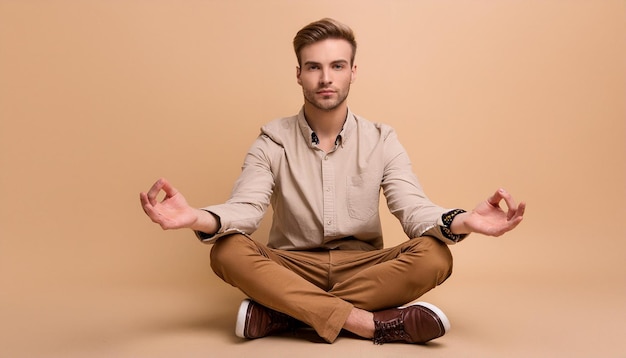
[293,18,357,66]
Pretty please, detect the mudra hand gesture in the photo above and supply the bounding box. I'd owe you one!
[451,189,526,237]
[140,178,199,230]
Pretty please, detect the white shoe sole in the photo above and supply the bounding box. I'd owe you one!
[399,301,451,333]
[235,299,252,338]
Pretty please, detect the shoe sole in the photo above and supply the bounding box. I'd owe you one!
[399,301,451,333]
[235,299,252,338]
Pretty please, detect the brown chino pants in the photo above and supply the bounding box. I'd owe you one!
[210,234,453,343]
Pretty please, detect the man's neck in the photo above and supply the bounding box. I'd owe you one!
[303,102,348,137]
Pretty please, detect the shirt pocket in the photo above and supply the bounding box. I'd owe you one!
[346,173,381,220]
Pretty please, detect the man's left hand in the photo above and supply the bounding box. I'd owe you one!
[451,188,526,237]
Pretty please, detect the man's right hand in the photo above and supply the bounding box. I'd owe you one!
[140,178,215,232]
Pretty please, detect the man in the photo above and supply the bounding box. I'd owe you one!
[140,18,525,345]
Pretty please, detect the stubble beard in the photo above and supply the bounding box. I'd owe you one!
[303,86,350,112]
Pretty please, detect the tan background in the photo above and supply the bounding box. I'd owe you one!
[1,1,625,357]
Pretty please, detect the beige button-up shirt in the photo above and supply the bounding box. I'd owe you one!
[197,108,460,250]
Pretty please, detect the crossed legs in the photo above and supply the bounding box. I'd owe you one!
[210,234,452,342]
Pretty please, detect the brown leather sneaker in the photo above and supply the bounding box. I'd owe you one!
[235,299,298,339]
[372,301,450,344]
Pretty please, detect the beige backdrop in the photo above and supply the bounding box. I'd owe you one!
[1,1,625,357]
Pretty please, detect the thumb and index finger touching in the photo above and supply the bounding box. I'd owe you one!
[488,188,526,222]
[140,177,180,209]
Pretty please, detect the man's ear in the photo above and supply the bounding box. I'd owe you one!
[351,64,357,83]
[296,66,302,85]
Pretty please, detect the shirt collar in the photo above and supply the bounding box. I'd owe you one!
[297,107,355,149]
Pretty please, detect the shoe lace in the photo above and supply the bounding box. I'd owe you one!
[373,318,410,345]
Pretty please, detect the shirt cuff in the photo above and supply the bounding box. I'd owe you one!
[195,227,250,244]
[440,208,468,243]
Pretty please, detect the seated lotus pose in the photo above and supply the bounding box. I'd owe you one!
[140,18,525,345]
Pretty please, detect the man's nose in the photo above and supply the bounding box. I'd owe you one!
[320,68,332,85]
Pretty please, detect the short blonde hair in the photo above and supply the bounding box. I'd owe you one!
[293,18,357,66]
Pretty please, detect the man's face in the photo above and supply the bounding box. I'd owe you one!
[297,39,356,112]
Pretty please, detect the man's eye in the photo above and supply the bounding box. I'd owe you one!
[333,64,345,70]
[308,65,319,70]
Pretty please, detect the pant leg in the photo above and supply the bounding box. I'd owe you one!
[328,236,453,311]
[209,234,353,343]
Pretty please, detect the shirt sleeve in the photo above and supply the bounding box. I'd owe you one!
[194,134,276,244]
[380,126,468,245]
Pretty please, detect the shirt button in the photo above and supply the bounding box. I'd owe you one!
[326,220,332,225]
[324,156,329,160]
